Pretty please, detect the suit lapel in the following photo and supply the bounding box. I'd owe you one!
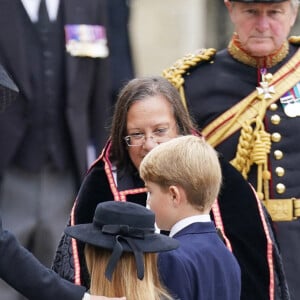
[61,0,90,102]
[0,0,34,101]
[62,0,83,98]
[62,0,104,105]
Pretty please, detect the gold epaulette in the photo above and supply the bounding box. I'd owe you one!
[162,48,216,110]
[289,35,300,45]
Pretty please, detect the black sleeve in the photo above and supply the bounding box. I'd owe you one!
[0,230,86,300]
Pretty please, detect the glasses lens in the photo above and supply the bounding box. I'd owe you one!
[125,135,143,146]
[125,125,175,146]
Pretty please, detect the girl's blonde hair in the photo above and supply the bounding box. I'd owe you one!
[84,245,173,300]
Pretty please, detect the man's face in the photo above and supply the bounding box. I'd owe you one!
[225,1,298,56]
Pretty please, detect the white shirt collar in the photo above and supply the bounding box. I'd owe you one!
[21,0,60,22]
[169,214,211,237]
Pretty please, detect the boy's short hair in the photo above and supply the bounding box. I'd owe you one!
[139,135,222,211]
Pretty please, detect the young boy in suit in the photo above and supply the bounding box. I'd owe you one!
[139,135,241,300]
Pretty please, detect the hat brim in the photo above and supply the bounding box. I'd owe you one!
[65,224,179,253]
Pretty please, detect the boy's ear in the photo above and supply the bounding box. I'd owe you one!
[169,185,181,207]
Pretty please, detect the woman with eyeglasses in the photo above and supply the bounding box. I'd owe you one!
[53,76,288,300]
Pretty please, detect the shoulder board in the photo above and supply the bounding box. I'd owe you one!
[162,48,216,110]
[162,48,216,90]
[289,35,300,45]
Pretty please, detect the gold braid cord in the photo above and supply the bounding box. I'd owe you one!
[230,89,272,200]
[162,48,217,110]
[289,35,300,44]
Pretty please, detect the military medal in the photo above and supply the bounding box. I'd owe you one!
[280,83,300,117]
[256,69,275,100]
[65,24,109,58]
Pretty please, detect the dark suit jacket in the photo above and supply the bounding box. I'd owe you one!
[0,0,111,181]
[158,222,241,300]
[0,229,86,300]
[106,0,134,105]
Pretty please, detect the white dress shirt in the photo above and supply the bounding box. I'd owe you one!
[21,0,60,22]
[169,214,211,237]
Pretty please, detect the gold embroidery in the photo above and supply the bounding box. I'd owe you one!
[228,33,289,68]
[162,48,216,110]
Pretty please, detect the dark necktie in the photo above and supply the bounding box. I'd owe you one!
[37,0,50,28]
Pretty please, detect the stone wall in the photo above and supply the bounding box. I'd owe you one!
[129,0,206,76]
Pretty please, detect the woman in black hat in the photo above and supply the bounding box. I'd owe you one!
[65,201,178,300]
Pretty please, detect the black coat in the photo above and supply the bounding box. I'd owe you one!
[0,229,86,300]
[0,0,111,182]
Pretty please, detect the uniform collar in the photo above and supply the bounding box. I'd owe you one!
[227,33,289,68]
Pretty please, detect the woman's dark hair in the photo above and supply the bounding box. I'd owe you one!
[109,76,198,172]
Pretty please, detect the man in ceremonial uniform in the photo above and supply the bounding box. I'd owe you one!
[163,0,300,299]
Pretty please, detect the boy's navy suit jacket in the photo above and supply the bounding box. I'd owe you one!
[158,222,241,300]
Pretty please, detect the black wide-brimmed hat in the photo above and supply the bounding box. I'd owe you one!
[65,201,178,280]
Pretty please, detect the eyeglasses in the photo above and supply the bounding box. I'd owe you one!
[124,125,175,147]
